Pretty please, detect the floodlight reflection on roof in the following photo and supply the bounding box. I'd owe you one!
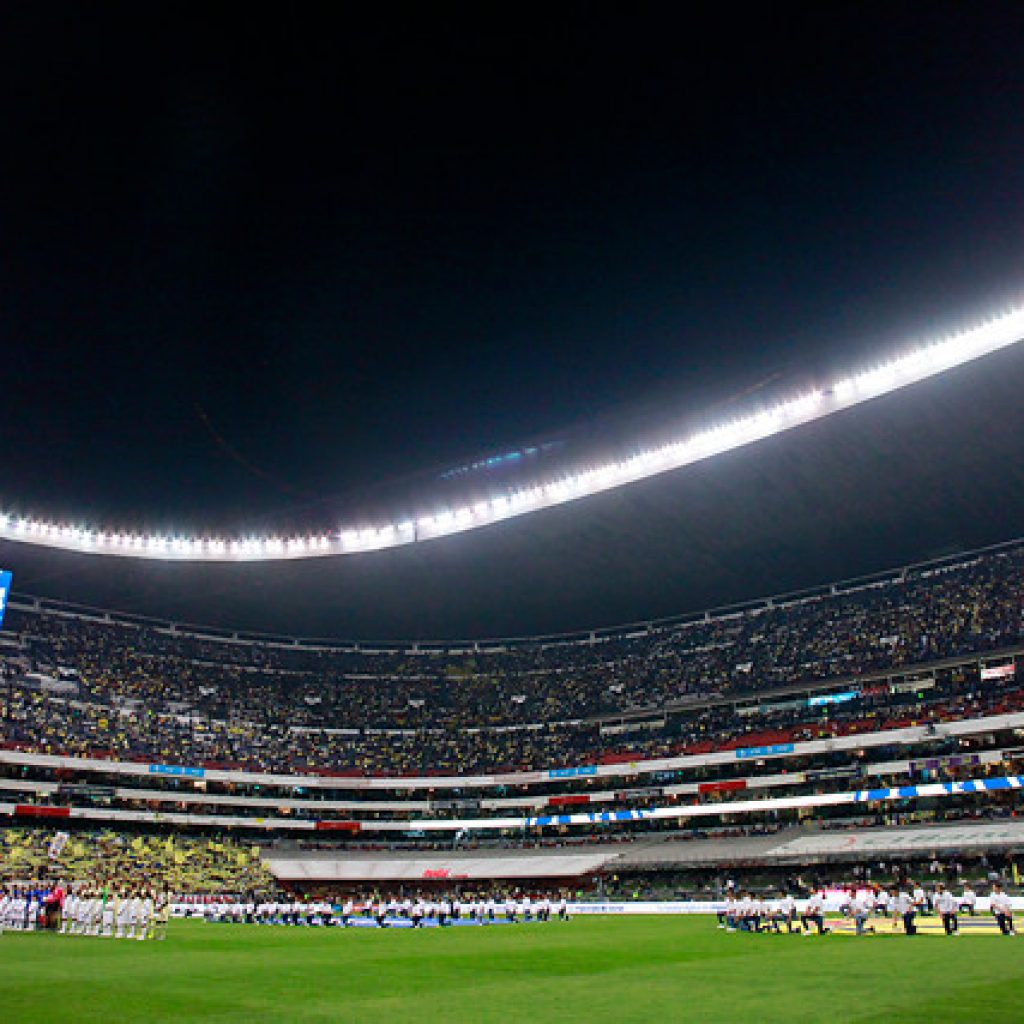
[2,306,1024,560]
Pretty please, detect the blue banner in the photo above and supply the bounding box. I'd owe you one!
[547,766,598,779]
[808,690,859,707]
[854,775,1024,803]
[148,763,205,778]
[0,570,11,629]
[527,807,654,828]
[735,742,794,760]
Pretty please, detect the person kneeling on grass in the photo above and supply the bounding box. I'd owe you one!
[745,893,764,933]
[801,892,825,935]
[893,887,916,936]
[717,886,735,929]
[736,893,754,932]
[960,884,977,916]
[851,891,874,936]
[720,893,737,931]
[773,891,796,934]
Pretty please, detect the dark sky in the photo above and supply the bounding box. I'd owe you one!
[3,4,1024,638]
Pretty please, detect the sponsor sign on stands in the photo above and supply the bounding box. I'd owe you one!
[734,743,794,760]
[149,764,206,778]
[807,690,859,707]
[548,766,598,779]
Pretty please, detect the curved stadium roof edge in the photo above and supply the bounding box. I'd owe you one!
[3,304,1024,562]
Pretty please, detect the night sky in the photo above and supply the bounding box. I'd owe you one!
[3,5,1024,638]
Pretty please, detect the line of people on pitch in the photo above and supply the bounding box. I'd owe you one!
[203,895,570,928]
[718,892,802,933]
[57,890,172,940]
[719,882,1016,937]
[718,890,854,935]
[0,887,54,934]
[884,882,1015,936]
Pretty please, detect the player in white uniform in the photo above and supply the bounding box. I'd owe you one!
[138,894,154,940]
[538,896,551,923]
[116,892,133,939]
[989,883,1016,936]
[934,883,958,935]
[130,895,146,938]
[851,891,874,935]
[864,888,879,919]
[893,888,916,935]
[737,893,753,932]
[8,893,22,931]
[74,891,87,935]
[960,885,977,916]
[801,892,825,935]
[89,893,102,935]
[720,893,735,930]
[500,895,514,923]
[78,893,92,935]
[775,892,796,933]
[912,884,928,917]
[60,893,76,935]
[409,898,424,927]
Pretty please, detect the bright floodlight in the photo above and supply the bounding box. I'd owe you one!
[3,305,1024,560]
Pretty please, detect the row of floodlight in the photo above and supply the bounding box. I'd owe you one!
[0,519,338,557]
[2,306,1024,561]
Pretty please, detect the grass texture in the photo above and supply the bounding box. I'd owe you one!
[1,916,1021,1023]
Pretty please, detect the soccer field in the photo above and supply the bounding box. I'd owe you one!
[1,918,1021,1023]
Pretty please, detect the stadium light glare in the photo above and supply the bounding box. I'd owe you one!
[2,305,1024,560]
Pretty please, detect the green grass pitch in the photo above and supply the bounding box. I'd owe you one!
[1,917,1021,1023]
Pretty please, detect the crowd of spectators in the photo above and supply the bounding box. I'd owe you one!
[0,544,1021,776]
[0,828,275,894]
[2,666,1022,779]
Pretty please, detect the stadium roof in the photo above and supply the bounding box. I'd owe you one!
[4,307,1022,562]
[4,338,1024,642]
[4,8,1024,640]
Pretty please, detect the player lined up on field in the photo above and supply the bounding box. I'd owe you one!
[0,886,172,939]
[717,882,1015,937]
[192,893,570,927]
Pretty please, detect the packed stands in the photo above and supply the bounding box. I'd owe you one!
[0,540,1022,894]
[0,828,274,894]
[0,540,1021,777]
